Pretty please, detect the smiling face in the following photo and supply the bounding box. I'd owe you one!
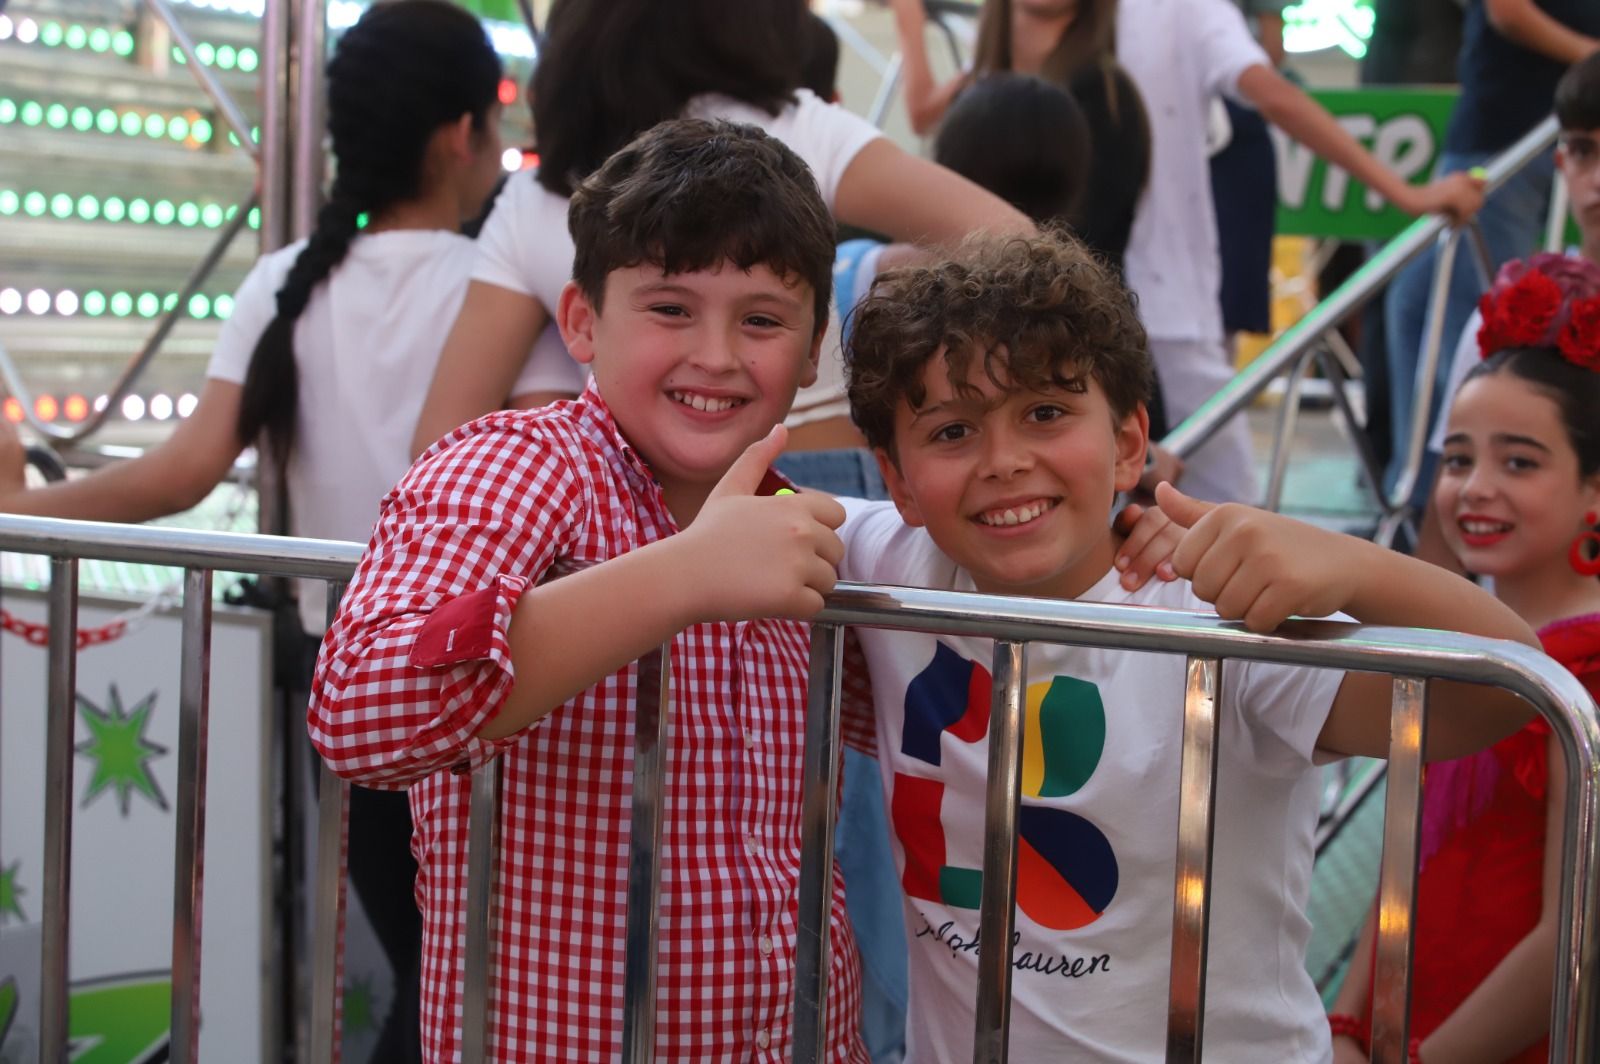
[1436,371,1600,581]
[559,260,821,519]
[877,349,1147,600]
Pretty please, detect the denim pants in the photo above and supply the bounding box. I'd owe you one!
[1383,146,1556,499]
[772,448,907,1064]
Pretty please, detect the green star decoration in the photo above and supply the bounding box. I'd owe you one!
[74,685,169,817]
[343,974,380,1038]
[0,860,23,923]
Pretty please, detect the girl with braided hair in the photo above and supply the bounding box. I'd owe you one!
[0,1,506,1057]
[406,0,1035,455]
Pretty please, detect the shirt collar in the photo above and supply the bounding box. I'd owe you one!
[573,377,657,488]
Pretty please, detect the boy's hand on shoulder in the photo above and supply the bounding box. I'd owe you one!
[1158,482,1358,633]
[676,426,845,623]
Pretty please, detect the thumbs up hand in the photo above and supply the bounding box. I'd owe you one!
[1156,482,1357,633]
[677,425,846,623]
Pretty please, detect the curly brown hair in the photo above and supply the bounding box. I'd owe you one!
[847,230,1152,455]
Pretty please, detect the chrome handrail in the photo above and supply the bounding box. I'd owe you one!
[5,514,1596,1063]
[1162,116,1560,508]
[794,582,1600,1064]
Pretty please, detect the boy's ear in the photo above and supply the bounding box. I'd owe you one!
[556,281,599,366]
[1112,402,1151,494]
[798,317,826,390]
[874,447,926,528]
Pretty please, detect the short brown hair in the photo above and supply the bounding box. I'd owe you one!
[567,118,834,334]
[847,230,1152,454]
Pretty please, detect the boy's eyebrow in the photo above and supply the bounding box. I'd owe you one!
[631,279,807,314]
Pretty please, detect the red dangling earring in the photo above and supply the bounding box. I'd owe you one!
[1573,510,1600,577]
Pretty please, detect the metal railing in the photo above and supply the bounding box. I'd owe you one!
[1163,116,1561,538]
[4,514,1597,1062]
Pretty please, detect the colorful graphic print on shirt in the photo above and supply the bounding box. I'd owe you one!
[890,641,1120,932]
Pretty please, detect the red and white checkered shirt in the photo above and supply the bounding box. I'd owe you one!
[309,382,871,1062]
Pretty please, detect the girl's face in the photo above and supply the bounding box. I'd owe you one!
[1435,371,1600,580]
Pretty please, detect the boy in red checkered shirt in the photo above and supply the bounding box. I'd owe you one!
[310,119,868,1061]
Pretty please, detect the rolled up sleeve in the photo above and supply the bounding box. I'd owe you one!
[308,417,585,787]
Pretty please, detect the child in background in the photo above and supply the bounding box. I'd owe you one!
[838,230,1536,1061]
[1329,256,1600,1064]
[409,0,1031,455]
[893,0,1485,503]
[311,119,867,1062]
[1417,53,1600,570]
[0,4,509,1056]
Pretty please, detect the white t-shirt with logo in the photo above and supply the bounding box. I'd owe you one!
[207,230,546,632]
[470,89,885,399]
[838,500,1344,1063]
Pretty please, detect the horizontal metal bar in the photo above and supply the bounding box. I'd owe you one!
[816,584,1589,708]
[0,514,362,580]
[0,511,1586,729]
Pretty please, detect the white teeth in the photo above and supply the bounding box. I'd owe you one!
[1461,519,1511,534]
[978,500,1053,527]
[670,390,742,413]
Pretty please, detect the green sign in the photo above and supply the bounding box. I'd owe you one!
[1273,87,1458,241]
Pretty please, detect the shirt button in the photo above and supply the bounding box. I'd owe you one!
[759,935,774,956]
[745,834,760,856]
[743,730,755,750]
[756,1029,771,1049]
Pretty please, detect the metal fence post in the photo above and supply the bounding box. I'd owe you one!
[620,644,673,1063]
[1165,657,1222,1062]
[39,557,79,1060]
[461,756,505,1063]
[170,567,214,1064]
[792,624,846,1063]
[1370,677,1429,1063]
[973,640,1027,1064]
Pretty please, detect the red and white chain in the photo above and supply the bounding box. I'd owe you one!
[0,476,254,651]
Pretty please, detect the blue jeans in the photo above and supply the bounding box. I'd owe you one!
[1383,147,1555,499]
[772,448,906,1064]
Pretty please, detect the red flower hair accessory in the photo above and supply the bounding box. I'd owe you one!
[1477,253,1600,369]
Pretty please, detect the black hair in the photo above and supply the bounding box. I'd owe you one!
[933,74,1092,225]
[799,11,841,101]
[236,0,501,464]
[1556,50,1600,132]
[1463,348,1600,477]
[531,0,803,197]
[567,119,835,337]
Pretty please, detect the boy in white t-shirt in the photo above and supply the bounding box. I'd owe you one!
[835,231,1538,1062]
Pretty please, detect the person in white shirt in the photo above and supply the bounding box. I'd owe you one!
[893,0,1485,503]
[407,0,1034,457]
[0,4,510,1058]
[833,230,1536,1061]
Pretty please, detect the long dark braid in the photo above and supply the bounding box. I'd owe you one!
[236,0,501,464]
